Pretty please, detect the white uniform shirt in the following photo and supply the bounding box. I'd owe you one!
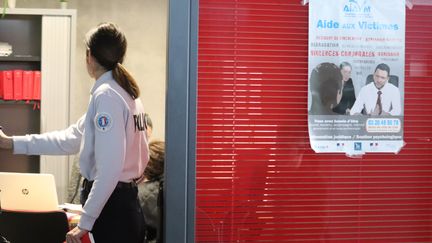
[350,82,401,116]
[13,71,149,230]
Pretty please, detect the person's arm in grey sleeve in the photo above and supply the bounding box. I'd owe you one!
[13,115,85,155]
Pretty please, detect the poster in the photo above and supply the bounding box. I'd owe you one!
[308,0,405,155]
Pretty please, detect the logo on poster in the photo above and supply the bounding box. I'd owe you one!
[354,142,362,151]
[343,0,371,14]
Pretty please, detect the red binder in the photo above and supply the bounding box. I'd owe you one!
[0,71,3,99]
[0,70,13,100]
[22,71,34,101]
[13,70,23,100]
[33,71,41,100]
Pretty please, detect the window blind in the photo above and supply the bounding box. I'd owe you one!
[196,1,432,242]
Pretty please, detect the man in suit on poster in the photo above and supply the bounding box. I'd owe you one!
[350,63,401,116]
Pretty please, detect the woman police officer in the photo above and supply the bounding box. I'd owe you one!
[0,23,149,243]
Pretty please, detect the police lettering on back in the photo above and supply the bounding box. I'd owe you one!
[133,113,147,132]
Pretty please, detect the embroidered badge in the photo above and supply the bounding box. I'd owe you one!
[95,112,113,132]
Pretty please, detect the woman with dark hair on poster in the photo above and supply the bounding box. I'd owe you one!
[332,62,356,115]
[309,62,343,115]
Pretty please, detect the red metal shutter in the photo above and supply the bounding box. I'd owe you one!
[196,1,432,242]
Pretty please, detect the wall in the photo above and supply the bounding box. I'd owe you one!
[17,0,167,141]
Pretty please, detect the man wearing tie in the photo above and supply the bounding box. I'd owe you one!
[350,63,401,116]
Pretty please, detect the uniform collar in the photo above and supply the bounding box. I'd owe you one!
[90,71,114,95]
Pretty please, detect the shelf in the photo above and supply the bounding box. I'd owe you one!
[0,56,41,62]
[0,100,39,105]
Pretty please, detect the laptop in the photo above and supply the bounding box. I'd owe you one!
[0,172,59,212]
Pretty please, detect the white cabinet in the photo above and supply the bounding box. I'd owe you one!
[0,8,76,202]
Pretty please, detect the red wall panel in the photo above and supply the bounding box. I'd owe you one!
[196,1,432,242]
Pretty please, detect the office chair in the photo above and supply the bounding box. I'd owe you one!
[0,209,69,243]
[366,74,399,87]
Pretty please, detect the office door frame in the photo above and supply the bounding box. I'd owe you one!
[165,0,198,242]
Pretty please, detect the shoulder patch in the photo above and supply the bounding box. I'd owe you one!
[95,112,113,132]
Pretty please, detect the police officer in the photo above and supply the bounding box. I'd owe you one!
[0,23,149,243]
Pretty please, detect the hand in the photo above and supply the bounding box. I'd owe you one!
[66,226,88,243]
[345,108,351,115]
[0,127,13,150]
[370,106,381,116]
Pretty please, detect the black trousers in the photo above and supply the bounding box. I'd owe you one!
[81,179,145,243]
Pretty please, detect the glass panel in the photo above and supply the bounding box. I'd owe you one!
[196,1,432,242]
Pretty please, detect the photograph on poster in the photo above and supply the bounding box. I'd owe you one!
[309,62,358,116]
[350,63,401,116]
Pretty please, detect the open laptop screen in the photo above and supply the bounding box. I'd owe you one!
[0,172,59,212]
